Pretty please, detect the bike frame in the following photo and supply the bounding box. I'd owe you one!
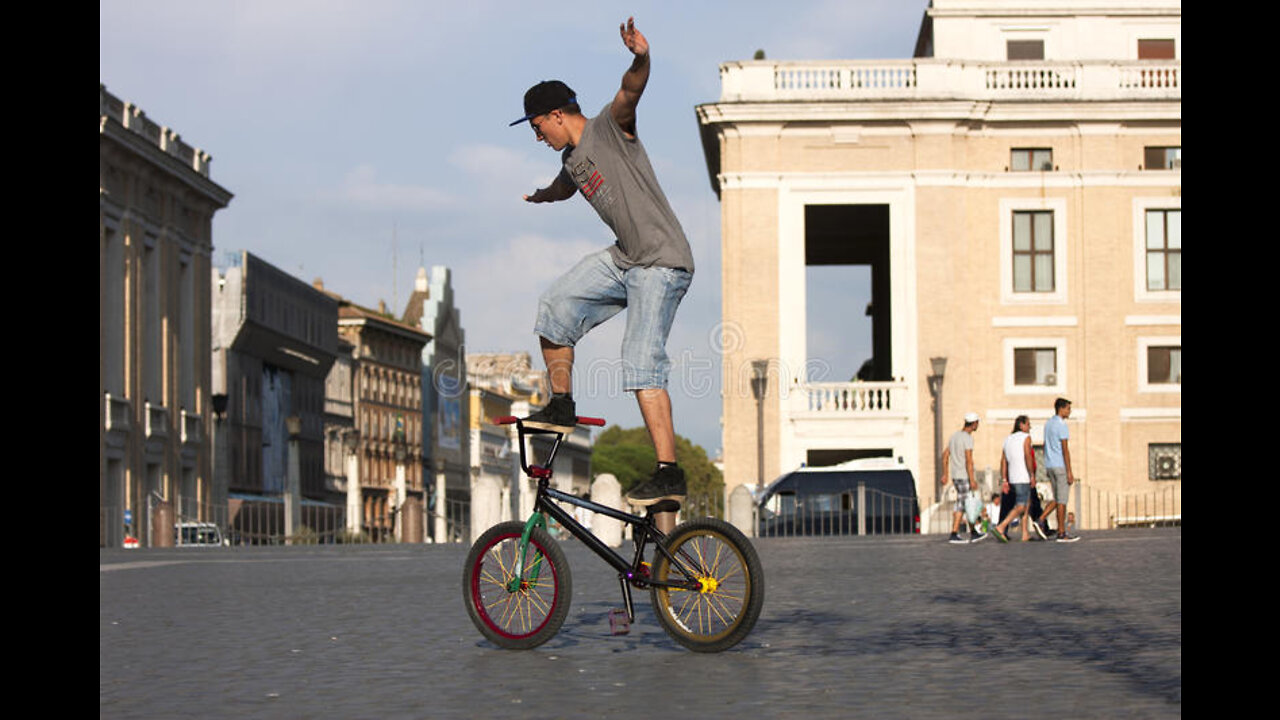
[496,416,702,623]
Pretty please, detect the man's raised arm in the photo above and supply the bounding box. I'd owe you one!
[524,171,576,203]
[612,17,649,138]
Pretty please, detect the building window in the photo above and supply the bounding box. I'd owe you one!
[1146,345,1181,385]
[1011,148,1053,172]
[1148,443,1181,481]
[1013,211,1055,293]
[1014,347,1058,387]
[1004,337,1067,394]
[1145,209,1181,291]
[1144,146,1180,170]
[1007,39,1045,60]
[1137,336,1180,392]
[1138,39,1176,60]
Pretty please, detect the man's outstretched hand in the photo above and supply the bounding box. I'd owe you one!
[620,16,648,57]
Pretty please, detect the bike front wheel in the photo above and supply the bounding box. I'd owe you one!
[649,518,764,653]
[463,521,572,650]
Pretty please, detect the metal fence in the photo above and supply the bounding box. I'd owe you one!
[755,485,918,538]
[100,496,481,548]
[435,495,471,544]
[1076,481,1181,530]
[683,486,725,520]
[923,479,1182,534]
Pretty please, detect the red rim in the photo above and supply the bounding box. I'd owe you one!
[470,532,559,639]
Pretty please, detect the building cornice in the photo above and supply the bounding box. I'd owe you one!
[99,113,233,210]
[715,169,1180,191]
[697,98,1180,126]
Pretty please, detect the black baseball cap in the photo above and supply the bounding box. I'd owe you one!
[508,80,577,126]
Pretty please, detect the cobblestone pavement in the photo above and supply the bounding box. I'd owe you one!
[101,528,1180,719]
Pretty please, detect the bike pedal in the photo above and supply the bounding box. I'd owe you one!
[608,608,631,635]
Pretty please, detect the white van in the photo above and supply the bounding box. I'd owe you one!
[175,522,227,547]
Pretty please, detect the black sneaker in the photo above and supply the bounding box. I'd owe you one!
[522,395,576,433]
[625,465,686,507]
[1056,531,1080,543]
[970,528,988,543]
[948,532,967,544]
[1031,519,1049,540]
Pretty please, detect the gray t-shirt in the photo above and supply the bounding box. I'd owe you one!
[559,103,694,273]
[947,429,974,480]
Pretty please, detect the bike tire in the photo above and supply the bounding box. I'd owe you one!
[649,518,764,653]
[463,521,572,650]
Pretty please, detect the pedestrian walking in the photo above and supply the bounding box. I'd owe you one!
[990,415,1036,543]
[1039,398,1080,543]
[941,412,986,543]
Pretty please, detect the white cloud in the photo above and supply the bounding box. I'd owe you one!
[448,143,562,197]
[336,164,456,211]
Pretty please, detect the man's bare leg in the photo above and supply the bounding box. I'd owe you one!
[632,388,682,525]
[523,338,577,432]
[635,387,676,463]
[996,504,1026,539]
[541,337,574,394]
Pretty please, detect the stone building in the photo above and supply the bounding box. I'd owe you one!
[697,0,1180,528]
[402,266,471,542]
[211,252,340,543]
[466,352,594,539]
[331,296,432,542]
[100,84,232,547]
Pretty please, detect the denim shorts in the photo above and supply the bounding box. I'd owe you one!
[534,249,692,391]
[1011,483,1031,507]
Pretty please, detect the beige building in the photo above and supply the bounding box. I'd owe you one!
[333,298,432,542]
[697,0,1180,528]
[466,352,594,539]
[100,84,233,547]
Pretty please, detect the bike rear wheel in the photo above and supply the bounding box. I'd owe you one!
[649,518,764,653]
[463,521,571,650]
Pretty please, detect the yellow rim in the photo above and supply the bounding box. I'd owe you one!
[657,531,748,640]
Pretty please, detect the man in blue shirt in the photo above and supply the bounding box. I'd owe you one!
[1038,398,1079,542]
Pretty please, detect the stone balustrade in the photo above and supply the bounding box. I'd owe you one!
[790,381,908,415]
[718,59,1180,103]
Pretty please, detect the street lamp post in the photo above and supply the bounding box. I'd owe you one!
[751,360,770,491]
[927,357,947,505]
[210,394,229,533]
[285,415,303,544]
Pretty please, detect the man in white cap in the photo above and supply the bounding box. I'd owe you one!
[941,412,985,543]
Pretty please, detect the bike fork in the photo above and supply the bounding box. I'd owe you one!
[508,512,548,593]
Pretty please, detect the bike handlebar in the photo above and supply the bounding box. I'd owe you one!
[494,415,606,427]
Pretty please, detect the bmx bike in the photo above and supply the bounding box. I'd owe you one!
[462,415,764,653]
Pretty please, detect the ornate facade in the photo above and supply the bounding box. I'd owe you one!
[100,84,232,547]
[336,300,431,542]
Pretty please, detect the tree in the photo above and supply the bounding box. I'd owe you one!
[591,425,724,506]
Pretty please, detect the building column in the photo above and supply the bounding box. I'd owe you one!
[393,445,407,543]
[434,460,447,543]
[285,416,302,544]
[345,430,361,539]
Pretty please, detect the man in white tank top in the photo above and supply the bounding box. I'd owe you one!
[990,416,1036,542]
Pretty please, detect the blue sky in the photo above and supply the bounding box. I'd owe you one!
[100,0,928,456]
